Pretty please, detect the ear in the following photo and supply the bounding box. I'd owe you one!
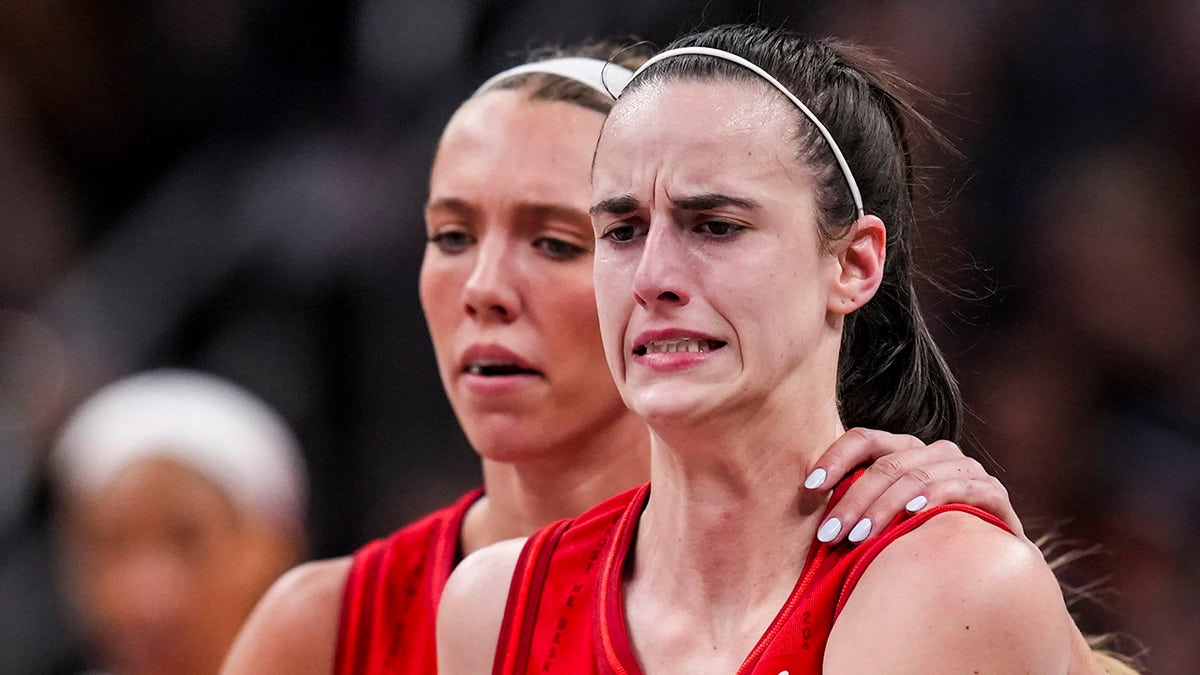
[827,215,886,316]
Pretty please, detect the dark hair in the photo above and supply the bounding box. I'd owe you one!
[477,41,653,115]
[620,24,961,443]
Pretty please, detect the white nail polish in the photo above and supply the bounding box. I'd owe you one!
[848,518,872,543]
[804,468,827,489]
[817,517,841,543]
[905,495,928,513]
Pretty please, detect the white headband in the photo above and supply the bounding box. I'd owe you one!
[51,369,308,534]
[475,57,634,98]
[628,46,865,219]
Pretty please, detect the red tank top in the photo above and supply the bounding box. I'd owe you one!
[335,488,483,675]
[494,475,1009,674]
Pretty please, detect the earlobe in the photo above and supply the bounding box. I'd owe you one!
[828,215,886,315]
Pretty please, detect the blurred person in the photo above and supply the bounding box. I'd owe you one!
[223,41,1025,675]
[51,369,307,675]
[438,25,1127,674]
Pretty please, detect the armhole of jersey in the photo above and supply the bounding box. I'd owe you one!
[430,489,481,610]
[493,519,572,674]
[833,503,1012,617]
[334,543,383,675]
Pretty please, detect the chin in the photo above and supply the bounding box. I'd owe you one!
[468,419,557,461]
[628,386,717,427]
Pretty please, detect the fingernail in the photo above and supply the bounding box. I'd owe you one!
[848,518,872,543]
[817,517,842,543]
[804,468,827,490]
[905,495,928,513]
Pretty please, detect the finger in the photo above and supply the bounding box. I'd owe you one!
[816,438,962,522]
[901,444,1001,508]
[849,460,970,543]
[831,439,974,520]
[844,458,1024,544]
[820,455,951,545]
[814,445,956,545]
[805,428,925,493]
[917,471,1024,539]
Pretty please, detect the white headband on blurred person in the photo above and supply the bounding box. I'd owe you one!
[51,369,308,534]
[475,57,634,98]
[627,46,865,219]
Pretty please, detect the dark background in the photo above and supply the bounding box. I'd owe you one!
[1,1,1196,672]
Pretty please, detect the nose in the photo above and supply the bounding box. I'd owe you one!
[101,549,189,631]
[463,234,522,322]
[631,221,690,309]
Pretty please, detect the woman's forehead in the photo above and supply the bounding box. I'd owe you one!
[437,93,604,173]
[447,89,606,141]
[601,79,795,158]
[594,80,805,195]
[611,77,787,124]
[427,101,603,228]
[434,93,603,185]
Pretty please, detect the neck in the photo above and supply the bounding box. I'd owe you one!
[621,405,840,669]
[634,377,845,609]
[461,413,650,556]
[621,333,851,669]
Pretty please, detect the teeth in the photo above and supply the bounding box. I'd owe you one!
[467,360,506,374]
[644,338,713,354]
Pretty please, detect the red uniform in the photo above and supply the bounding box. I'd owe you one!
[335,488,483,675]
[494,476,1009,674]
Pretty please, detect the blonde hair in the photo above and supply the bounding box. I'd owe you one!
[1092,649,1140,675]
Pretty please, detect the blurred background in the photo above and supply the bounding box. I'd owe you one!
[0,0,1195,672]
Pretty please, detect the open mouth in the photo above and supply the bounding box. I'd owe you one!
[464,361,541,377]
[634,338,726,356]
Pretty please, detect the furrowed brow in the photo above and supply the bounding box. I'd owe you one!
[672,193,757,211]
[589,194,640,216]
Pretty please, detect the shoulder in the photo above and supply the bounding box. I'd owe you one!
[442,536,527,607]
[437,538,527,675]
[221,556,352,675]
[825,511,1077,673]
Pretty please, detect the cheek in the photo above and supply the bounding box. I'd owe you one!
[593,254,633,336]
[539,276,610,373]
[720,250,825,343]
[546,276,603,346]
[418,261,461,357]
[67,548,117,615]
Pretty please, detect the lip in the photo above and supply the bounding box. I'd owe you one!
[458,343,543,393]
[630,328,726,370]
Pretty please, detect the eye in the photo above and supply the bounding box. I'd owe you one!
[600,221,646,243]
[695,220,744,238]
[533,237,589,261]
[428,230,474,254]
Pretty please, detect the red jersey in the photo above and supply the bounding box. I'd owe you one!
[335,488,483,675]
[494,476,1009,674]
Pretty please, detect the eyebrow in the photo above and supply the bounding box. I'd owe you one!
[672,193,758,211]
[427,197,589,226]
[590,194,639,216]
[425,197,477,217]
[589,192,758,216]
[520,203,590,225]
